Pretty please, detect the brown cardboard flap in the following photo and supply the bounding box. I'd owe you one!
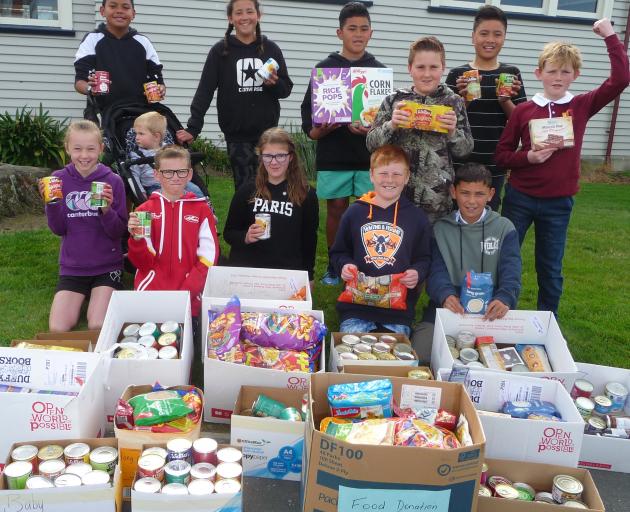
[11,338,93,352]
[342,364,433,379]
[36,329,100,344]
[234,385,306,415]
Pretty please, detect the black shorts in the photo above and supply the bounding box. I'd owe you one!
[56,271,124,296]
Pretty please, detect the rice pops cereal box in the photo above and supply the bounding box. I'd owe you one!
[398,101,453,133]
[351,67,393,127]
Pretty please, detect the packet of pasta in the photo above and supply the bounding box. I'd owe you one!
[338,270,407,310]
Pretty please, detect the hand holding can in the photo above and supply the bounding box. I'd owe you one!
[39,176,63,204]
[130,211,151,239]
[90,71,110,95]
[144,81,162,103]
[90,181,109,209]
[254,213,271,240]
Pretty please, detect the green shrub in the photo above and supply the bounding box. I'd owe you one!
[189,137,231,175]
[288,124,316,181]
[0,105,68,168]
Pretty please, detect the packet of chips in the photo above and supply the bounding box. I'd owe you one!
[240,311,325,351]
[13,342,84,352]
[394,418,461,449]
[128,389,193,426]
[207,296,244,363]
[338,269,407,310]
[242,343,312,373]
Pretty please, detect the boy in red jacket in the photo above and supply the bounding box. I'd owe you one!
[127,145,219,321]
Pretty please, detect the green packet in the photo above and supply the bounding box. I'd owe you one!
[129,390,193,426]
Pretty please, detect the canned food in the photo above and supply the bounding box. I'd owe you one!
[92,70,110,94]
[138,335,158,349]
[4,461,33,489]
[39,459,66,480]
[372,342,391,354]
[82,470,110,486]
[143,81,162,103]
[139,322,159,338]
[563,500,589,508]
[158,345,178,359]
[456,331,476,350]
[214,478,241,494]
[586,416,606,434]
[64,442,90,465]
[552,475,583,504]
[216,462,242,481]
[252,394,287,418]
[89,446,118,475]
[340,352,359,361]
[164,459,191,485]
[358,352,378,360]
[38,444,64,463]
[445,335,457,348]
[137,454,166,481]
[90,181,107,208]
[487,475,513,494]
[494,483,519,499]
[605,382,628,413]
[513,482,535,501]
[571,379,594,400]
[408,368,432,380]
[26,475,54,489]
[188,478,214,495]
[480,463,488,485]
[534,491,555,504]
[377,352,397,361]
[146,347,159,359]
[11,444,39,473]
[593,395,612,415]
[459,348,479,364]
[64,462,93,478]
[40,176,63,204]
[132,211,152,239]
[255,213,271,240]
[341,334,360,347]
[192,437,218,466]
[54,473,82,487]
[160,321,180,336]
[396,352,416,361]
[449,346,460,360]
[134,477,162,493]
[496,73,515,97]
[279,407,303,421]
[216,447,242,465]
[157,332,178,348]
[256,57,279,81]
[161,482,189,495]
[167,438,193,464]
[120,336,138,344]
[379,335,397,346]
[575,397,595,420]
[393,343,412,354]
[142,447,168,460]
[360,335,378,345]
[352,343,371,355]
[463,69,481,102]
[123,323,141,337]
[116,347,142,359]
[336,344,352,354]
[478,485,492,497]
[190,462,217,481]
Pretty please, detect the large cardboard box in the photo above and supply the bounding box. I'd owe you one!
[0,347,105,460]
[203,305,326,423]
[230,385,306,481]
[437,368,584,467]
[432,309,579,391]
[329,332,420,372]
[577,362,630,473]
[342,364,433,379]
[302,372,486,512]
[1,438,122,512]
[478,458,604,512]
[113,384,202,499]
[95,290,193,422]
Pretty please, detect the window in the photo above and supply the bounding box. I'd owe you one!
[429,0,612,19]
[0,0,72,29]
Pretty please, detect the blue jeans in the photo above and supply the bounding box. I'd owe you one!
[502,184,574,315]
[339,318,411,337]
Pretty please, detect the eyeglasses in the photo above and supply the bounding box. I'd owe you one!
[261,153,290,164]
[159,168,191,179]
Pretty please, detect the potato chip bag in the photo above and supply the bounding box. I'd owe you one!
[207,296,243,362]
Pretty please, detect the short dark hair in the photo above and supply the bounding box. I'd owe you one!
[102,0,134,6]
[408,36,445,66]
[339,2,371,28]
[473,6,507,31]
[454,163,492,188]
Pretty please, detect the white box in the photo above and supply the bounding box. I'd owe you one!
[0,348,105,460]
[329,332,419,372]
[437,368,584,467]
[203,305,325,423]
[577,362,630,473]
[95,290,193,423]
[432,309,579,391]
[231,386,306,481]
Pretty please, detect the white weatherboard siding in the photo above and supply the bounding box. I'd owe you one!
[0,0,628,160]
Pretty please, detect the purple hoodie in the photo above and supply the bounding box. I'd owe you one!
[46,163,128,276]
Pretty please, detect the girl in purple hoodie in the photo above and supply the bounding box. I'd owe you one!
[40,120,127,331]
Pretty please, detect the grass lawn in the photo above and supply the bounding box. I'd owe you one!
[0,179,628,369]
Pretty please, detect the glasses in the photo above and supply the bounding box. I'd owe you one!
[159,168,191,179]
[261,153,290,164]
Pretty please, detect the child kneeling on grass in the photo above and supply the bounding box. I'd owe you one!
[330,144,432,337]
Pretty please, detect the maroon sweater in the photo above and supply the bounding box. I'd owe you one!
[495,35,629,198]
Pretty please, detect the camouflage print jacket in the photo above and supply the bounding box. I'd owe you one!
[366,84,473,224]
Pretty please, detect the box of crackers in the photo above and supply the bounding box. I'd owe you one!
[529,116,575,150]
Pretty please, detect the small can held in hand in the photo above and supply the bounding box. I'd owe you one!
[255,213,271,240]
[133,211,152,239]
[143,81,162,103]
[90,182,107,208]
[40,176,63,204]
[256,58,279,81]
[496,73,515,97]
[92,71,110,95]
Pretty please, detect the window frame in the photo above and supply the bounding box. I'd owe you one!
[0,0,73,30]
[429,0,612,20]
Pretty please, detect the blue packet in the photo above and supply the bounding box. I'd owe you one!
[501,400,561,420]
[460,270,493,314]
[327,379,393,419]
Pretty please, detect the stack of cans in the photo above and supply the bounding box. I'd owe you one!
[337,333,417,363]
[571,378,630,438]
[115,321,182,360]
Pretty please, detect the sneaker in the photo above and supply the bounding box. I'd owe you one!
[320,270,340,286]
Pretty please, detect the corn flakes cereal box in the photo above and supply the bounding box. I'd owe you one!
[398,102,453,133]
[529,116,575,150]
[351,67,393,127]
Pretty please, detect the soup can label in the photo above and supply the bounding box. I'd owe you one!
[89,446,118,476]
[132,211,152,239]
[254,213,271,240]
[90,181,107,208]
[40,176,63,204]
[143,81,162,103]
[496,73,515,97]
[256,58,279,81]
[93,71,110,94]
[4,461,33,490]
[463,69,481,102]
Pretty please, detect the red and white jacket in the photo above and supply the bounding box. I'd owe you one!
[128,192,219,316]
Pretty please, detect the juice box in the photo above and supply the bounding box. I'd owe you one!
[398,102,453,133]
[351,67,393,127]
[463,69,481,102]
[529,116,575,150]
[496,73,515,97]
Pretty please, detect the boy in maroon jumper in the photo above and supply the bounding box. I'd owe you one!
[495,18,629,316]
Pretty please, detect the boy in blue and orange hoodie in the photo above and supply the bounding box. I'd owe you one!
[330,144,432,336]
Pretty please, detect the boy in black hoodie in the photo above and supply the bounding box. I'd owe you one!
[330,145,432,336]
[301,1,387,286]
[74,0,165,112]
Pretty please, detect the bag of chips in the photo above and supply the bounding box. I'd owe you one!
[242,343,313,373]
[128,389,194,426]
[328,379,393,419]
[338,269,407,310]
[460,270,493,314]
[394,418,461,449]
[240,311,325,351]
[207,296,243,363]
[325,418,396,445]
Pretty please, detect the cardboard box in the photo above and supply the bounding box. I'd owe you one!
[350,67,394,127]
[203,305,326,423]
[329,332,419,372]
[399,102,452,133]
[432,309,579,391]
[342,364,433,379]
[529,116,575,150]
[302,372,486,512]
[1,438,122,512]
[36,329,100,345]
[114,385,203,499]
[95,290,193,422]
[11,338,93,352]
[437,368,584,467]
[0,347,105,460]
[577,362,630,473]
[478,458,604,512]
[230,385,306,481]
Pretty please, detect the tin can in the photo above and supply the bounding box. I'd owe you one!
[89,446,118,475]
[161,483,189,495]
[137,454,166,481]
[120,336,139,344]
[216,462,242,481]
[132,211,152,239]
[64,442,90,465]
[256,57,279,81]
[336,344,352,354]
[4,461,32,489]
[39,459,66,481]
[575,397,595,420]
[123,323,141,337]
[93,70,110,94]
[255,213,271,239]
[487,475,513,495]
[190,462,217,481]
[445,335,457,348]
[459,348,479,364]
[143,81,162,103]
[139,322,159,338]
[64,462,93,478]
[340,352,359,361]
[160,321,180,336]
[89,181,107,208]
[463,69,482,102]
[134,477,162,493]
[534,491,555,504]
[585,416,607,435]
[142,447,168,460]
[563,500,589,509]
[456,331,476,350]
[396,351,416,361]
[480,463,488,485]
[216,447,242,465]
[38,444,64,463]
[408,368,432,380]
[358,352,378,360]
[372,342,391,354]
[40,176,63,204]
[341,334,360,347]
[496,73,515,97]
[379,335,397,346]
[494,483,519,499]
[158,332,178,349]
[513,482,535,501]
[552,475,583,504]
[167,438,193,464]
[377,352,396,361]
[449,346,460,360]
[158,345,178,359]
[279,407,303,422]
[188,478,214,495]
[593,395,612,416]
[605,382,628,413]
[252,394,287,418]
[146,347,159,359]
[478,485,492,497]
[82,470,110,486]
[26,476,54,489]
[571,379,594,400]
[353,343,372,355]
[192,437,218,466]
[164,459,191,485]
[54,473,82,487]
[11,444,39,473]
[138,335,158,349]
[214,478,241,494]
[360,334,378,345]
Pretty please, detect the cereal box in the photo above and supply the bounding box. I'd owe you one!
[351,67,393,127]
[529,116,575,150]
[398,101,453,133]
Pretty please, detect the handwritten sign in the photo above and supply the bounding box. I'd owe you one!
[0,487,115,512]
[338,486,451,512]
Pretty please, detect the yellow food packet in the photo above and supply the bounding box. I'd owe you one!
[14,342,83,352]
[399,101,453,133]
